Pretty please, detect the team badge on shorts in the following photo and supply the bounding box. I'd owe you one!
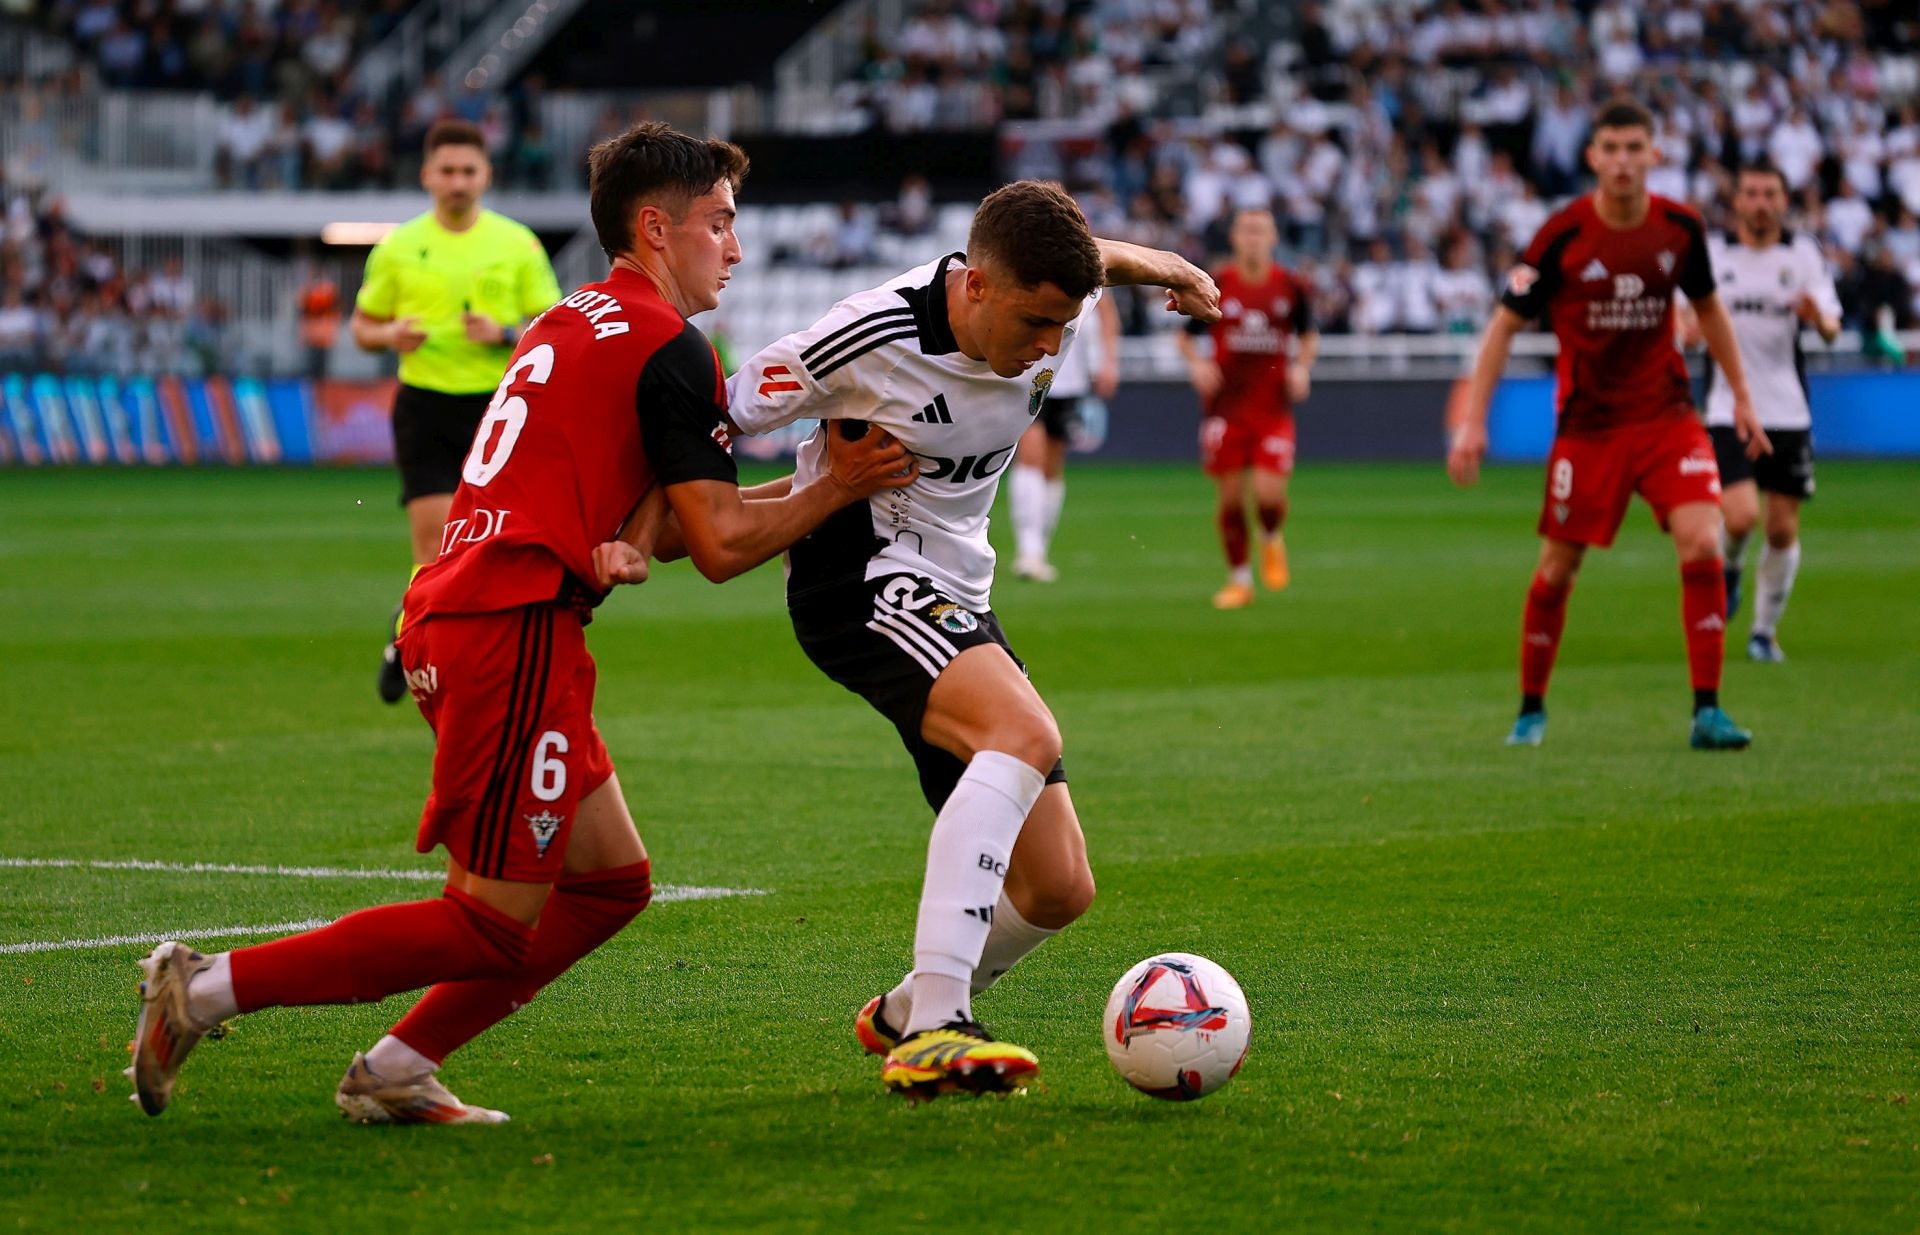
[928,602,979,634]
[526,810,563,859]
[1028,367,1054,416]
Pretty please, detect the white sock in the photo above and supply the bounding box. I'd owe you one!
[1751,540,1800,637]
[882,890,1063,1028]
[905,751,1046,1035]
[1720,525,1749,565]
[366,1033,438,1080]
[1009,464,1047,561]
[1230,565,1253,588]
[1041,477,1066,553]
[971,890,1059,996]
[185,952,238,1026]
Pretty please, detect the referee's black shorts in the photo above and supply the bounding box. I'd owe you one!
[392,384,492,505]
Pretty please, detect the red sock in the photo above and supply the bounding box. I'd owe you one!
[1218,505,1249,568]
[1520,572,1573,699]
[1255,502,1284,536]
[1680,558,1727,694]
[390,861,653,1063]
[229,886,533,1012]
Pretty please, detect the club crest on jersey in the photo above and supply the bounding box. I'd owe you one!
[1657,250,1676,275]
[1506,264,1540,296]
[928,602,979,634]
[1027,367,1054,416]
[525,810,563,859]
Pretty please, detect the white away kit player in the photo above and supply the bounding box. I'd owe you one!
[727,181,1219,1099]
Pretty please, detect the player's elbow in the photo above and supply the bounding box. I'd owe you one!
[683,541,746,583]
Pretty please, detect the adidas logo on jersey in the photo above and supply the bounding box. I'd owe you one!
[1580,259,1610,282]
[913,393,954,424]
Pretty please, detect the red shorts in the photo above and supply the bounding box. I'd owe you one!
[1200,408,1295,477]
[1538,416,1721,547]
[397,605,614,882]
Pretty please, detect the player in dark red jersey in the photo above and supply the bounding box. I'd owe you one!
[1447,98,1769,750]
[1176,206,1318,609]
[126,122,914,1124]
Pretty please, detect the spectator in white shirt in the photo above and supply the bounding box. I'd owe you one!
[1350,237,1400,335]
[1766,105,1824,191]
[1532,83,1587,197]
[1431,235,1493,333]
[1824,180,1877,254]
[216,96,273,189]
[1395,235,1443,333]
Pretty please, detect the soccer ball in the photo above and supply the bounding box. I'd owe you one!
[1102,952,1250,1101]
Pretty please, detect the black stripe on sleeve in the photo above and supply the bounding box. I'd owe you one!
[811,328,921,379]
[803,313,918,377]
[800,308,914,366]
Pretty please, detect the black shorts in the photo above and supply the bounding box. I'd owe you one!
[1037,396,1082,443]
[1710,425,1815,501]
[789,569,1068,812]
[392,384,492,505]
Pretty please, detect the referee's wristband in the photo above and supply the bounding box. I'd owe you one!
[500,324,518,348]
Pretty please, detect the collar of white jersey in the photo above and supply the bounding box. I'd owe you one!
[893,251,966,355]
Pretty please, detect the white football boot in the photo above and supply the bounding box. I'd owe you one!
[128,941,222,1116]
[335,1052,510,1125]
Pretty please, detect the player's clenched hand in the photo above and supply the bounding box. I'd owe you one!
[591,540,650,588]
[825,421,918,497]
[1447,421,1488,488]
[390,317,427,353]
[1164,264,1222,322]
[1791,291,1824,326]
[1733,396,1773,460]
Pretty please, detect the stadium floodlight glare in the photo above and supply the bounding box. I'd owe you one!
[321,222,400,246]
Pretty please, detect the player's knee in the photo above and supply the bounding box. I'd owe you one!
[990,708,1061,774]
[1766,526,1796,551]
[1675,525,1720,562]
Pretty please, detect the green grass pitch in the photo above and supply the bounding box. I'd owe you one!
[1,461,1916,1233]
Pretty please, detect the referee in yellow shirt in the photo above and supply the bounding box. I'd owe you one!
[351,117,561,703]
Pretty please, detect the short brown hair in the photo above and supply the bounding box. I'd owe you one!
[1737,158,1790,193]
[1592,97,1654,135]
[587,121,750,259]
[424,118,486,157]
[968,180,1104,299]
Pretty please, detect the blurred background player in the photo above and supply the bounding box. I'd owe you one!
[128,122,914,1125]
[1696,161,1841,663]
[1008,285,1119,582]
[1449,99,1769,752]
[1176,206,1318,610]
[350,118,562,704]
[727,181,1217,1099]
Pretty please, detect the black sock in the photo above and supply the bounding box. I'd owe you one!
[1520,693,1545,717]
[1694,688,1718,712]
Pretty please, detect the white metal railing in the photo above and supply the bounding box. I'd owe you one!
[349,0,510,106]
[774,0,909,98]
[446,0,591,94]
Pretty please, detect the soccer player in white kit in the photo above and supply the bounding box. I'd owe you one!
[727,181,1218,1098]
[1006,288,1120,582]
[1697,161,1840,661]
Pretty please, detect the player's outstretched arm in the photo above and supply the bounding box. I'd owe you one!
[1691,293,1772,459]
[665,424,916,583]
[1448,306,1526,488]
[1094,238,1221,321]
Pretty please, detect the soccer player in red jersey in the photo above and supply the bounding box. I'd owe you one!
[126,122,914,1123]
[1447,99,1771,750]
[1176,206,1318,609]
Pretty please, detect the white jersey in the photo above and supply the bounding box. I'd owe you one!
[729,253,1095,611]
[1704,230,1840,430]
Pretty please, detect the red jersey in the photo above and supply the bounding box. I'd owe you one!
[1190,263,1314,416]
[1501,192,1715,436]
[404,268,737,624]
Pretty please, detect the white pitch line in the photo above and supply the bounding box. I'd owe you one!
[0,919,333,956]
[0,857,768,955]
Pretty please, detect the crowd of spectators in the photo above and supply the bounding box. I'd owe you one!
[0,172,229,376]
[841,0,1920,335]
